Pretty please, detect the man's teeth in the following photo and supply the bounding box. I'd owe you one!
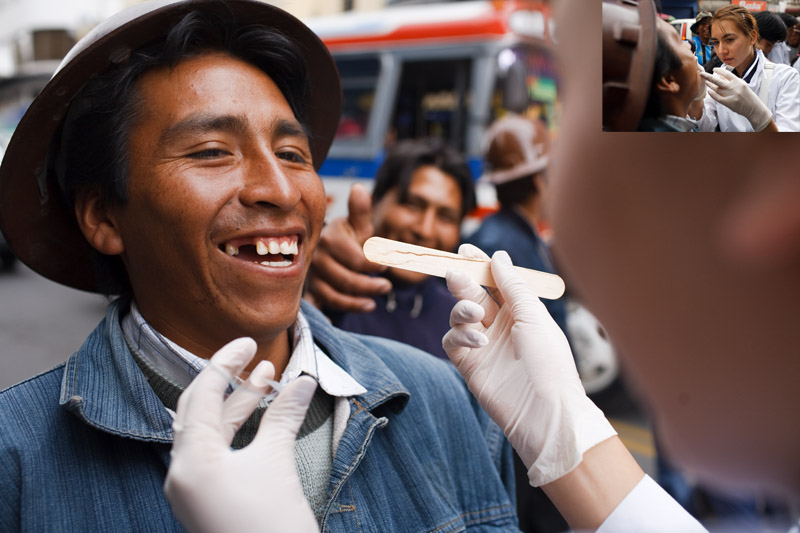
[260,260,292,267]
[226,239,299,261]
[253,240,299,256]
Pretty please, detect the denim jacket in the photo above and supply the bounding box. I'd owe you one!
[0,299,518,532]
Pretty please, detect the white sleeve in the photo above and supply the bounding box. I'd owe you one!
[695,93,718,132]
[596,475,708,532]
[771,68,800,132]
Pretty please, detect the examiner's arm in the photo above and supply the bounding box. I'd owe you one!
[443,245,705,531]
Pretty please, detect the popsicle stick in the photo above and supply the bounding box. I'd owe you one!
[363,237,565,300]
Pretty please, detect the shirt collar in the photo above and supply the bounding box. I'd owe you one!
[663,114,699,132]
[728,49,760,84]
[122,302,366,399]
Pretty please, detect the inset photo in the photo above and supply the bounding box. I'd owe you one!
[603,0,800,131]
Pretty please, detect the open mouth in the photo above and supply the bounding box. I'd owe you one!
[220,235,299,267]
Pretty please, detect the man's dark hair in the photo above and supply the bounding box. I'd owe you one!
[55,4,310,295]
[777,12,798,31]
[754,11,788,42]
[371,138,476,220]
[495,173,541,209]
[641,26,682,121]
[58,5,309,212]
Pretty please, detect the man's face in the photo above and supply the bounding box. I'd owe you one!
[787,26,800,47]
[661,20,704,102]
[108,53,325,355]
[697,19,711,42]
[757,38,776,56]
[373,165,463,284]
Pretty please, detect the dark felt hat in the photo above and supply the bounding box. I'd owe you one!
[0,0,341,294]
[691,11,712,33]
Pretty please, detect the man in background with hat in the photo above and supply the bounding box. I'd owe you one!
[0,1,517,531]
[691,11,715,66]
[463,115,569,339]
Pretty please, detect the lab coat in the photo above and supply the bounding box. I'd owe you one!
[697,49,800,132]
[598,475,707,532]
[768,41,791,65]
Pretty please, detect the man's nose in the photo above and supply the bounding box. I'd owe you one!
[238,151,301,211]
[411,208,437,243]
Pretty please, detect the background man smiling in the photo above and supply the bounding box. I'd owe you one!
[0,1,517,531]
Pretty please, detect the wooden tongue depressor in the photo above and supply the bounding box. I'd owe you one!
[363,237,565,300]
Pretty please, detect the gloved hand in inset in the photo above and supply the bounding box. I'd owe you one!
[443,245,617,487]
[700,67,772,131]
[164,337,319,533]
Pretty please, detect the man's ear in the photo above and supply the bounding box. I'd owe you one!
[719,173,800,269]
[655,74,680,95]
[74,190,125,256]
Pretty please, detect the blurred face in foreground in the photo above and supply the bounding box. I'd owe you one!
[552,0,800,501]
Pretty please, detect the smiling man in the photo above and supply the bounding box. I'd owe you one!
[312,138,475,360]
[0,1,517,531]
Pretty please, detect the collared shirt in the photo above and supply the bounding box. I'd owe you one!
[662,114,699,132]
[1,298,519,531]
[735,52,759,84]
[121,302,366,409]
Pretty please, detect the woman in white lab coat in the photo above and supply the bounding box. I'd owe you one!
[692,4,800,132]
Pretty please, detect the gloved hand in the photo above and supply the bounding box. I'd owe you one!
[694,61,707,101]
[443,245,617,487]
[700,68,772,131]
[164,337,319,533]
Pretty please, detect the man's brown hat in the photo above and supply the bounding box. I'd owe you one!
[602,0,657,131]
[481,114,549,184]
[0,0,341,294]
[691,11,713,34]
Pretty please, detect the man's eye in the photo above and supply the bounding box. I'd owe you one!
[404,200,424,211]
[439,213,460,225]
[277,151,307,164]
[188,149,229,159]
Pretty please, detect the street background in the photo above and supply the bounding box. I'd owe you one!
[0,264,106,390]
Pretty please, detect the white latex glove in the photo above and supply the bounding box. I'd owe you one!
[694,61,707,101]
[442,245,617,487]
[164,337,319,533]
[700,68,772,131]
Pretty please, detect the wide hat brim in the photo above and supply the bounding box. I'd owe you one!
[602,0,657,131]
[691,13,712,33]
[0,0,341,294]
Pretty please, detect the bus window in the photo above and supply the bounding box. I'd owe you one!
[335,56,380,140]
[492,44,559,128]
[390,58,472,150]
